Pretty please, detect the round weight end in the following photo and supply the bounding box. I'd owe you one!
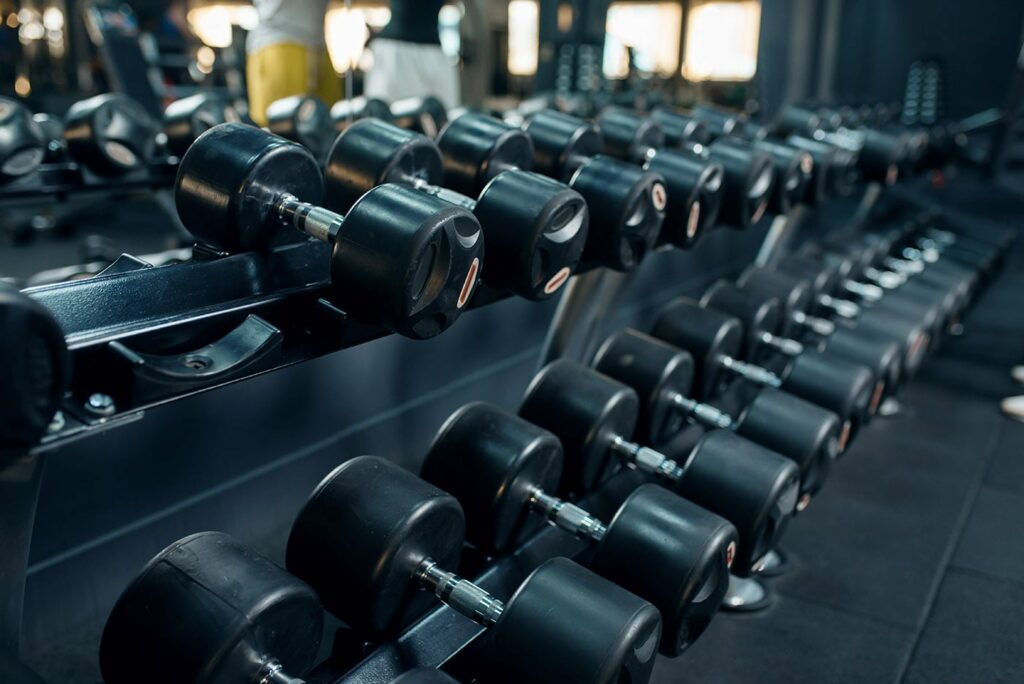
[490,557,662,684]
[473,170,589,300]
[592,484,737,656]
[422,402,563,551]
[331,184,483,339]
[286,456,465,637]
[325,119,444,212]
[64,93,157,177]
[175,123,324,252]
[520,360,639,495]
[0,283,68,462]
[100,532,323,684]
[593,329,696,445]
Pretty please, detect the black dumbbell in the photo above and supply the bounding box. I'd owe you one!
[163,92,244,156]
[729,270,905,398]
[324,118,588,300]
[175,123,483,338]
[700,280,885,426]
[99,532,324,684]
[0,283,69,467]
[594,106,725,248]
[391,95,450,137]
[742,262,931,379]
[654,106,813,227]
[594,329,837,510]
[330,95,394,132]
[653,297,876,443]
[519,360,800,577]
[648,105,713,146]
[775,104,909,186]
[64,94,158,176]
[286,455,663,684]
[265,95,334,161]
[439,110,667,271]
[423,402,738,656]
[684,105,818,215]
[0,97,46,183]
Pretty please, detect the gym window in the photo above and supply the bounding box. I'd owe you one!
[603,2,683,79]
[681,0,761,81]
[508,0,540,76]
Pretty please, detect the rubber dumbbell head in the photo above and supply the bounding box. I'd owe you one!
[176,123,483,338]
[391,95,449,137]
[423,403,738,656]
[651,298,746,399]
[266,95,333,160]
[0,283,69,465]
[163,93,243,156]
[100,532,324,684]
[64,93,157,176]
[706,138,774,230]
[648,106,712,146]
[330,96,394,132]
[0,97,45,183]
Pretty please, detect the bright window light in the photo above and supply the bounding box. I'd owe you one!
[325,8,370,72]
[438,3,463,60]
[603,3,682,80]
[187,5,258,48]
[508,0,539,76]
[682,0,761,81]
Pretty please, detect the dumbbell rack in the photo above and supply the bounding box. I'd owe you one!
[0,158,178,202]
[0,175,925,683]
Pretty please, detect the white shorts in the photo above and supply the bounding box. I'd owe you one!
[364,38,461,110]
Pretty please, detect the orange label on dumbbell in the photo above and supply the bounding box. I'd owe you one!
[457,258,480,309]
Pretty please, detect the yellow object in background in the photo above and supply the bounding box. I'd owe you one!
[246,42,341,125]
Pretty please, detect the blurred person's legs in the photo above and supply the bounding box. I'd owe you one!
[246,43,341,125]
[364,37,460,110]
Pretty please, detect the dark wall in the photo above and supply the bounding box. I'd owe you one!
[833,0,1024,117]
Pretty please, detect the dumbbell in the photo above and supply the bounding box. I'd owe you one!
[593,106,725,248]
[286,455,663,684]
[391,95,450,137]
[594,329,838,510]
[804,237,967,337]
[163,92,244,156]
[774,103,910,185]
[439,110,666,271]
[175,123,483,338]
[652,297,875,443]
[0,283,69,467]
[100,531,323,684]
[728,269,905,396]
[646,108,777,230]
[0,97,46,183]
[683,105,819,215]
[266,95,335,161]
[742,262,932,379]
[325,118,588,300]
[64,93,158,176]
[700,280,885,425]
[423,402,738,656]
[519,360,800,579]
[330,95,394,132]
[648,105,713,146]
